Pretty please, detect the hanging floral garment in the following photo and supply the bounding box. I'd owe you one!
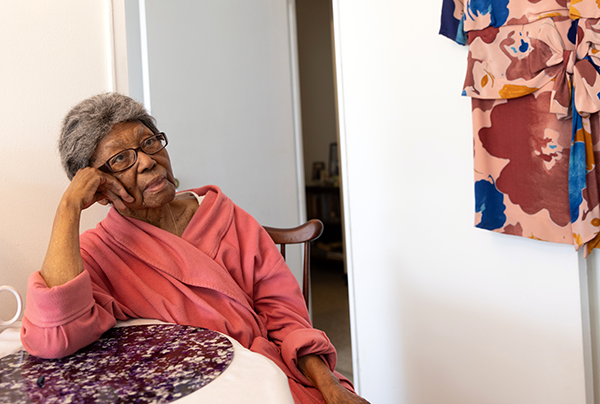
[441,0,600,255]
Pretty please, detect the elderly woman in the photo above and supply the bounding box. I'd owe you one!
[20,93,368,404]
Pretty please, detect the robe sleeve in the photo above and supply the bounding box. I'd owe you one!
[439,0,467,45]
[20,270,120,359]
[231,206,338,385]
[253,255,338,384]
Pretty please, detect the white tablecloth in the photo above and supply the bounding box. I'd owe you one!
[0,319,294,404]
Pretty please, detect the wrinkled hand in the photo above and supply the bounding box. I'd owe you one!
[64,167,134,211]
[297,355,370,404]
[321,381,371,404]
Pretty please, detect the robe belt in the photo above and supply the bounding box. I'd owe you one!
[552,46,600,118]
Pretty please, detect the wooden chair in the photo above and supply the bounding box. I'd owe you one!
[263,219,324,306]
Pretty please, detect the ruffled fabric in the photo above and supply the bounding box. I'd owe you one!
[441,0,600,254]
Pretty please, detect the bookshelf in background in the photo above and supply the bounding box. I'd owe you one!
[305,185,343,262]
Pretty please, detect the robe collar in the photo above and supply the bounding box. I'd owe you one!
[95,185,252,309]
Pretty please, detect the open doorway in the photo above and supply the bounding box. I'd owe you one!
[295,0,353,382]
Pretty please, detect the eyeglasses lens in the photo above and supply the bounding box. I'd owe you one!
[108,134,167,172]
[141,135,166,154]
[109,150,136,172]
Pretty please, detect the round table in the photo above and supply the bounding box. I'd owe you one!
[0,319,294,404]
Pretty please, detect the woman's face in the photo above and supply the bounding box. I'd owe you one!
[91,121,177,212]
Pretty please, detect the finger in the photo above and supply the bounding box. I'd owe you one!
[100,175,134,203]
[99,188,128,211]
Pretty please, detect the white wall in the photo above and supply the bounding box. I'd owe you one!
[0,0,119,323]
[333,1,589,403]
[143,0,302,221]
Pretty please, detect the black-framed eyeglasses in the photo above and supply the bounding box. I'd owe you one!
[98,132,168,174]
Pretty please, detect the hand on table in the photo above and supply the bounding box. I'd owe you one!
[320,381,371,404]
[297,354,371,404]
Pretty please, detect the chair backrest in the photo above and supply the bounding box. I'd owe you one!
[263,219,324,306]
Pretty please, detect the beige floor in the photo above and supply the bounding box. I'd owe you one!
[310,260,353,382]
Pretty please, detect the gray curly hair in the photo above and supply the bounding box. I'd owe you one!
[59,92,159,180]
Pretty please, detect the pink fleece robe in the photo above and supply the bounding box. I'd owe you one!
[21,185,353,403]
